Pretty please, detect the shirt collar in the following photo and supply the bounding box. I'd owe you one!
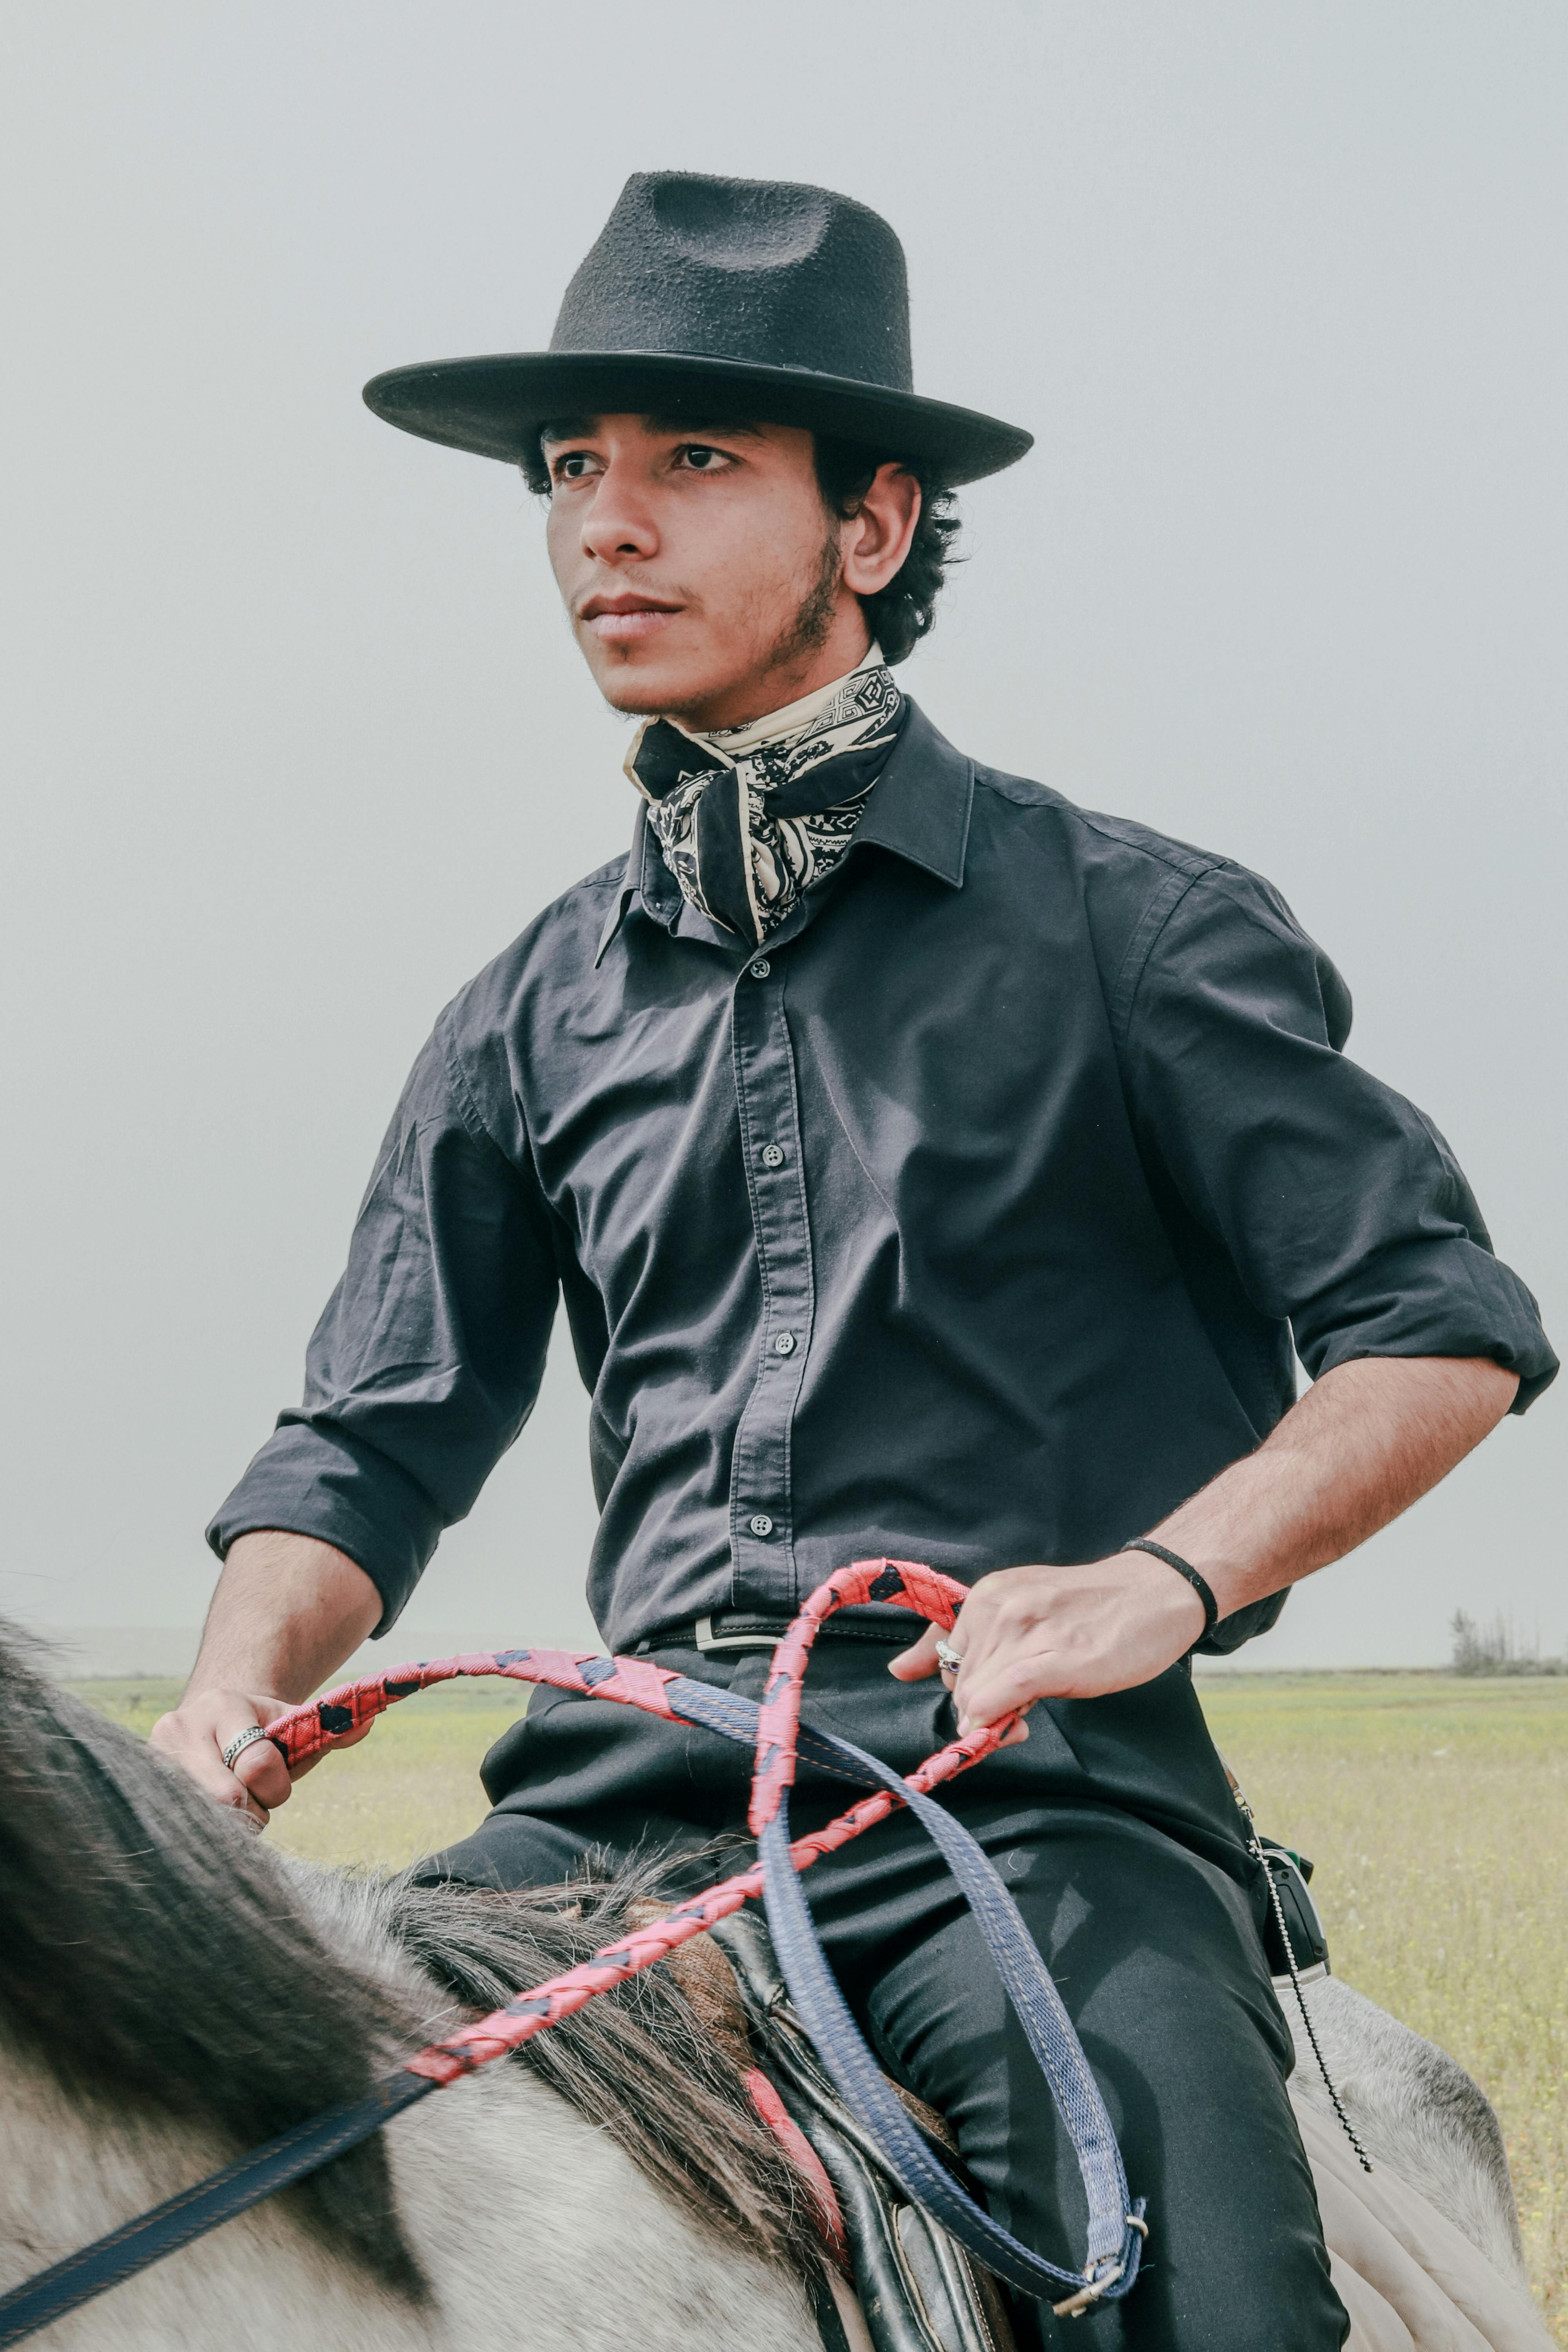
[850,699,973,888]
[595,806,672,965]
[596,695,973,966]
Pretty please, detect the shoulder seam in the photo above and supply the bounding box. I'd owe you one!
[1108,869,1208,1051]
[1067,802,1231,883]
[969,766,1234,886]
[1112,860,1321,1056]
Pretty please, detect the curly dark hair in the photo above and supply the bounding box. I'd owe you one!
[521,424,960,666]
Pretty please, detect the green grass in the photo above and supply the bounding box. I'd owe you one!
[73,1671,1568,2337]
[1196,1672,1568,2341]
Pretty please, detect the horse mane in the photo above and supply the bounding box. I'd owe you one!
[0,1627,820,2293]
[377,1865,824,2276]
[0,1626,426,2293]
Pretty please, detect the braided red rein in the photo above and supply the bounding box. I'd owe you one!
[264,1560,1011,2093]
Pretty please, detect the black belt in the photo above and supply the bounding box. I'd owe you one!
[636,1608,914,1655]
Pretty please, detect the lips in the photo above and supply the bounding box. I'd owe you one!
[579,593,683,645]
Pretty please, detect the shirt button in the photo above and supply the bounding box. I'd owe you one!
[760,1143,786,1168]
[749,1513,775,1538]
[773,1332,796,1356]
[749,958,771,979]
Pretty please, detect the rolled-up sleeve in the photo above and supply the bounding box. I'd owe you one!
[1118,866,1557,1410]
[207,1007,563,1632]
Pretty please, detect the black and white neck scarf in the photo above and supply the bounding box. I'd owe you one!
[625,654,904,944]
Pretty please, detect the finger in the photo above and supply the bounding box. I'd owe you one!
[230,1730,292,1815]
[944,1603,1002,1722]
[887,1621,946,1681]
[949,1637,1062,1731]
[955,1650,1060,1732]
[150,1710,254,1810]
[953,1709,1031,1749]
[954,1710,1031,1747]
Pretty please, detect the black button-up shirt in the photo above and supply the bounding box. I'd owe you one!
[210,704,1556,1655]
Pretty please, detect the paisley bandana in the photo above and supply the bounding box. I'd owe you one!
[625,652,904,944]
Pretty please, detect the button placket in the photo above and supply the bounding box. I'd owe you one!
[728,958,814,1608]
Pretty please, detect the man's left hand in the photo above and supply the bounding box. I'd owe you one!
[888,1552,1206,1731]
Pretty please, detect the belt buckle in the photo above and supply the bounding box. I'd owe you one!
[694,1613,786,1654]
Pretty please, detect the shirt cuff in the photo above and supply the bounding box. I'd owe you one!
[205,1421,443,1636]
[1294,1236,1558,1413]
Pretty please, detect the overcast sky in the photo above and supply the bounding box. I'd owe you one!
[2,1,1563,1668]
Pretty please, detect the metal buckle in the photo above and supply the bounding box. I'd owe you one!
[1051,2259,1125,2319]
[694,1614,787,1653]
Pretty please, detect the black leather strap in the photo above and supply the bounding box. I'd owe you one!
[1120,1539,1220,1638]
[0,2073,435,2348]
[637,1610,914,1655]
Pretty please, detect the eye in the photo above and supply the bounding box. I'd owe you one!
[550,450,601,485]
[675,443,732,472]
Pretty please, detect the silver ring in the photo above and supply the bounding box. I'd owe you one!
[221,1724,272,1772]
[934,1638,964,1675]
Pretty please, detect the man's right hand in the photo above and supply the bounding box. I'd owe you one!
[149,1688,299,1828]
[149,1530,385,1828]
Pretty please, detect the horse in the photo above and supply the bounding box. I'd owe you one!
[0,1625,1548,2349]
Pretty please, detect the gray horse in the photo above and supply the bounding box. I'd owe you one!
[0,1632,1545,2349]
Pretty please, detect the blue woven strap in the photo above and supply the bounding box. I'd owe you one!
[0,1666,1142,2345]
[665,1673,1145,2306]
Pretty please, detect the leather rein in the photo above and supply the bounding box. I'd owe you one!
[0,1559,1146,2344]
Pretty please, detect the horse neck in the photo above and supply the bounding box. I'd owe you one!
[0,2024,433,2350]
[0,1883,821,2352]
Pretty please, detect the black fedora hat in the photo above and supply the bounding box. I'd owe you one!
[363,172,1032,489]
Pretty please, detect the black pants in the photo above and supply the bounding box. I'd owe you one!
[422,1639,1348,2350]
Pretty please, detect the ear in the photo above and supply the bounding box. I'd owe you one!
[840,465,922,598]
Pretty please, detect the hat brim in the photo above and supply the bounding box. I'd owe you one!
[362,350,1032,488]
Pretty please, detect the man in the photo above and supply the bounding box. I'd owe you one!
[153,175,1554,2347]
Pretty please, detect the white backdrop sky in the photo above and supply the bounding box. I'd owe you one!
[2,2,1563,1668]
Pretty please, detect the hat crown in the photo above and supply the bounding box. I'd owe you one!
[550,171,914,395]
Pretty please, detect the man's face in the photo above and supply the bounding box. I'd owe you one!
[542,414,891,731]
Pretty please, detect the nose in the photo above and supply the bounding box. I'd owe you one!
[579,455,659,566]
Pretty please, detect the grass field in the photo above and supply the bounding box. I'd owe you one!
[1201,1673,1568,2341]
[75,1671,1568,2338]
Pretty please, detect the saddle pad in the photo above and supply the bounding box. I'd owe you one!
[1293,2097,1553,2352]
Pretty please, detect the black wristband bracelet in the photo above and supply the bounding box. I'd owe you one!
[1120,1539,1220,1639]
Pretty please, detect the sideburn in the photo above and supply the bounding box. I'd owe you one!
[765,519,849,673]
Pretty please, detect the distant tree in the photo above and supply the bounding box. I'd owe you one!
[1449,1609,1563,1677]
[1450,1609,1492,1675]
